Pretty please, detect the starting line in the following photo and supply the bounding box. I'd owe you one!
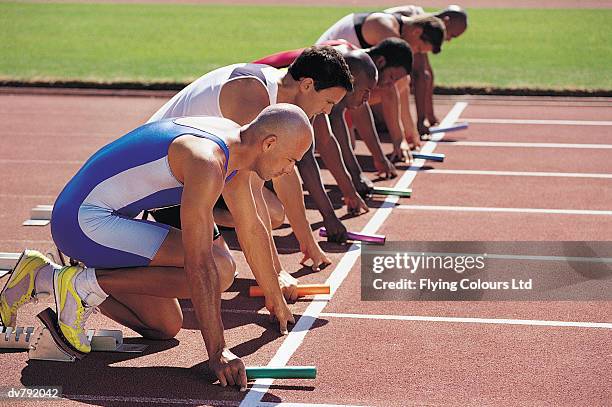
[317,312,612,330]
[396,204,612,216]
[441,141,612,149]
[463,118,612,126]
[61,396,366,407]
[417,169,612,179]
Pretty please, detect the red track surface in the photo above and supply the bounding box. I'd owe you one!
[1,93,611,406]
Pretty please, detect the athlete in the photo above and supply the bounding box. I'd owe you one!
[383,5,468,136]
[254,38,414,196]
[1,105,313,391]
[149,46,357,247]
[316,10,446,160]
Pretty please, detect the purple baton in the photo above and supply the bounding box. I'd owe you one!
[319,228,386,245]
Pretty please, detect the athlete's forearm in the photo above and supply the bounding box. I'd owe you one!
[381,85,405,147]
[184,257,225,359]
[425,57,436,120]
[234,218,284,299]
[398,77,418,136]
[351,103,388,163]
[330,109,364,182]
[295,145,336,219]
[412,54,429,125]
[273,168,319,249]
[251,177,283,273]
[315,120,356,197]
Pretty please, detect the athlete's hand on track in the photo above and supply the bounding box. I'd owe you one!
[427,115,440,127]
[299,243,332,272]
[417,121,430,137]
[353,174,374,198]
[373,156,397,179]
[210,348,247,391]
[323,215,348,243]
[265,295,295,335]
[278,270,299,302]
[344,191,370,216]
[406,129,422,150]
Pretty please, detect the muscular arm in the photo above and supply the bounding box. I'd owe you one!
[313,114,357,198]
[222,171,292,331]
[350,102,397,178]
[412,53,432,134]
[180,155,228,366]
[328,106,364,183]
[424,55,437,123]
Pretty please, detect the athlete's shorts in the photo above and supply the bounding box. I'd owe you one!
[52,202,173,269]
[52,204,222,269]
[149,206,221,240]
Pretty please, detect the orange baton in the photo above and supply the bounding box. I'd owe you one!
[249,284,330,297]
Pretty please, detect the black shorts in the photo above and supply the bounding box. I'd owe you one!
[149,206,221,240]
[215,180,275,210]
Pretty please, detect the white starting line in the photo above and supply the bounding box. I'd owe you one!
[396,204,612,216]
[318,312,612,330]
[441,141,612,149]
[417,169,612,179]
[463,118,612,126]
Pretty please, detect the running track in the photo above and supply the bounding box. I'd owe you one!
[0,93,611,406]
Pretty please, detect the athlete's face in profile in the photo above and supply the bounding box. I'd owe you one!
[344,70,377,109]
[378,66,408,88]
[298,80,347,118]
[255,130,311,180]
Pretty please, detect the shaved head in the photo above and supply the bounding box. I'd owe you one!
[245,103,313,180]
[251,103,313,148]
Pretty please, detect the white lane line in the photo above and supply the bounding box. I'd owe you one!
[418,169,612,179]
[216,309,612,330]
[463,118,612,126]
[64,395,364,407]
[318,312,612,330]
[442,141,612,149]
[396,205,612,216]
[0,159,83,165]
[239,102,468,406]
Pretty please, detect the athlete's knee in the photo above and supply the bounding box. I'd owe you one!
[213,241,236,292]
[269,205,286,229]
[139,317,183,340]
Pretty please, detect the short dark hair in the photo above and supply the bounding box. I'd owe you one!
[288,46,353,92]
[367,38,413,75]
[412,15,446,54]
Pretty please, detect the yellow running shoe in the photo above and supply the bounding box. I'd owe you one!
[54,265,93,354]
[0,249,53,327]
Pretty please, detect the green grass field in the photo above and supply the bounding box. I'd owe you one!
[1,2,611,90]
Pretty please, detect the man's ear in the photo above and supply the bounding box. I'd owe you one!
[373,55,386,69]
[299,77,314,92]
[262,134,277,151]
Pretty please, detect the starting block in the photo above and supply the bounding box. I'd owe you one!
[0,252,20,277]
[246,366,316,380]
[249,284,330,297]
[319,228,385,245]
[0,308,147,362]
[429,122,469,134]
[412,153,445,162]
[371,186,412,197]
[23,205,53,226]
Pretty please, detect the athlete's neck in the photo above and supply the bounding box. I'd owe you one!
[276,71,299,105]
